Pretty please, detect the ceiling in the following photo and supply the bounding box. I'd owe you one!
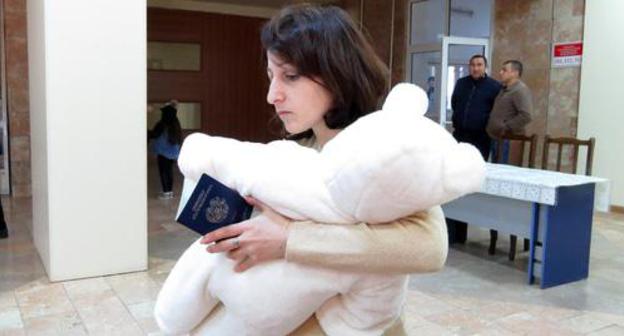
[201,0,289,7]
[193,0,336,9]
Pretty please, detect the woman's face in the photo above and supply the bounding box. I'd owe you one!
[266,52,334,135]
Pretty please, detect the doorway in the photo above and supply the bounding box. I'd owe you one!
[405,0,493,131]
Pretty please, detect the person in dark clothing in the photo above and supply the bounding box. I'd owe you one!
[451,55,502,159]
[149,103,183,199]
[447,54,502,244]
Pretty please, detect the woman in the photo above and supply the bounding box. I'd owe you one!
[149,103,183,199]
[198,4,447,335]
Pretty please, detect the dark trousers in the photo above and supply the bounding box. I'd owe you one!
[447,130,491,244]
[157,155,175,193]
[490,139,510,164]
[0,199,7,238]
[453,130,491,161]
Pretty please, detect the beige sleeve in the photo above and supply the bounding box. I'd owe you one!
[285,206,448,274]
[506,87,533,132]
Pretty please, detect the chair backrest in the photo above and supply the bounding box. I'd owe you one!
[494,134,538,168]
[542,136,596,175]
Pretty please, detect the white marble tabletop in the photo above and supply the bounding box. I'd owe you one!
[480,163,610,211]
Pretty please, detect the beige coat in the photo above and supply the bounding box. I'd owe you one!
[287,206,448,335]
[285,135,448,335]
[194,137,448,335]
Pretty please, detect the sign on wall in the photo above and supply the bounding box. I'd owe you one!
[552,41,583,68]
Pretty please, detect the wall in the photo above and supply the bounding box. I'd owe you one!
[3,0,30,197]
[28,0,148,281]
[147,8,274,142]
[341,0,408,86]
[26,0,49,271]
[578,0,624,208]
[148,0,277,18]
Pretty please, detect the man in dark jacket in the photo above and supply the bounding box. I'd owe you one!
[451,54,502,159]
[447,54,501,244]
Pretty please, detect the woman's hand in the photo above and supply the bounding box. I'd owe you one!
[200,196,291,272]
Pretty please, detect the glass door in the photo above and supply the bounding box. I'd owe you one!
[406,0,492,130]
[407,37,488,130]
[409,50,442,121]
[440,36,489,131]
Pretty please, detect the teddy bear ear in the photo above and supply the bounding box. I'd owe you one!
[382,83,429,116]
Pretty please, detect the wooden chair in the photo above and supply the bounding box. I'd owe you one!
[489,134,537,260]
[542,136,595,175]
[492,134,537,167]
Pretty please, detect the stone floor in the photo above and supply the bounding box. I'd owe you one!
[1,164,623,335]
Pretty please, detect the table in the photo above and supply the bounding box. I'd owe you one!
[442,163,610,289]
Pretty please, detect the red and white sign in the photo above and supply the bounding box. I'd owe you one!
[552,41,583,68]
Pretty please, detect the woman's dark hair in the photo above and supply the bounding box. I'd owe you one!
[261,4,389,139]
[151,105,182,145]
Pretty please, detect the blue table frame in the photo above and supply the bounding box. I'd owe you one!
[443,182,596,289]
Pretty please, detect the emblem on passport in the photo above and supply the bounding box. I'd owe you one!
[176,174,253,236]
[206,197,229,223]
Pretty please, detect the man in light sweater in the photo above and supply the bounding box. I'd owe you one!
[486,59,532,255]
[487,59,532,141]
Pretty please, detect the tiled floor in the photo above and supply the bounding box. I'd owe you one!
[1,164,623,335]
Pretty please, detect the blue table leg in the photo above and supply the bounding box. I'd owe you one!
[528,203,540,285]
[540,183,595,289]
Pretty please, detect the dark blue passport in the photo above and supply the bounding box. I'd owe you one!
[176,174,253,236]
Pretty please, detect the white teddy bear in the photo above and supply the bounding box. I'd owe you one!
[155,83,485,336]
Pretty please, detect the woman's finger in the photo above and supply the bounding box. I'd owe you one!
[226,247,246,261]
[207,236,244,253]
[235,254,256,273]
[200,223,247,245]
[244,196,267,212]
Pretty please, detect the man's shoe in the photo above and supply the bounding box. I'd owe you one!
[158,192,174,200]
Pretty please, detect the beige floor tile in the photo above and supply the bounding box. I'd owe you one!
[466,301,526,322]
[145,259,175,286]
[63,277,116,307]
[520,303,583,322]
[562,312,614,333]
[435,293,495,310]
[404,320,455,336]
[127,301,161,334]
[584,311,624,326]
[586,324,624,336]
[86,323,144,336]
[0,293,16,310]
[22,311,86,336]
[470,325,520,336]
[0,328,26,336]
[400,310,430,331]
[494,312,582,335]
[0,307,23,330]
[14,283,74,320]
[105,272,161,306]
[72,295,142,335]
[424,309,493,335]
[146,332,166,336]
[404,291,456,317]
